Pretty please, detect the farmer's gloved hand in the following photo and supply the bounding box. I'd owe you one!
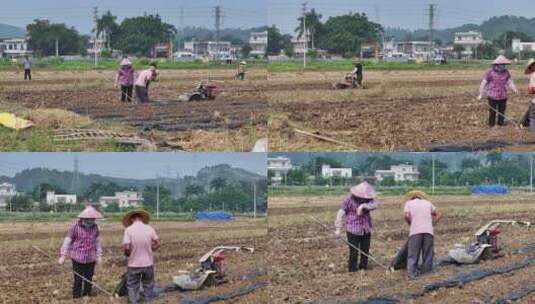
[514,89,520,95]
[97,256,102,264]
[357,205,365,216]
[335,228,341,237]
[58,256,65,265]
[477,95,483,101]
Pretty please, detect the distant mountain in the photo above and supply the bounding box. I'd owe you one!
[0,165,265,196]
[386,15,535,45]
[0,23,25,39]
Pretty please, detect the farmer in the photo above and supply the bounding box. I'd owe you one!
[523,59,535,133]
[134,64,158,103]
[22,55,32,81]
[237,61,247,80]
[116,57,135,102]
[123,209,160,304]
[58,206,103,299]
[404,190,442,280]
[478,55,519,127]
[350,58,363,88]
[335,181,378,272]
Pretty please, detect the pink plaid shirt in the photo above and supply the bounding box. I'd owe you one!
[60,220,102,264]
[336,196,376,235]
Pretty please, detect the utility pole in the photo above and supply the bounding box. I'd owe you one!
[156,182,160,220]
[214,5,222,60]
[253,181,257,218]
[93,6,99,67]
[428,4,436,63]
[71,155,79,194]
[55,39,59,57]
[431,155,436,193]
[530,155,533,193]
[302,2,308,68]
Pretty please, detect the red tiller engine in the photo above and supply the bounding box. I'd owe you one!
[477,227,501,253]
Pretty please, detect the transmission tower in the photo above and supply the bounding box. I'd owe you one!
[428,4,436,61]
[93,6,99,67]
[214,5,222,59]
[71,155,80,194]
[302,2,308,68]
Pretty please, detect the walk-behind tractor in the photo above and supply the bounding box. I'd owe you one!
[332,74,364,90]
[448,220,531,264]
[390,220,531,271]
[178,82,219,102]
[114,246,254,297]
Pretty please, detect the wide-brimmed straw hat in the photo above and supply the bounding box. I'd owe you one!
[77,206,103,219]
[350,182,376,199]
[406,190,429,201]
[122,208,151,227]
[120,58,132,66]
[492,55,511,65]
[525,59,535,74]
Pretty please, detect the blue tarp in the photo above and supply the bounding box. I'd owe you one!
[471,185,509,195]
[195,211,234,221]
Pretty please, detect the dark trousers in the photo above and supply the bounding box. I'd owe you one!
[488,98,507,127]
[127,266,155,304]
[407,233,434,279]
[352,74,363,87]
[237,72,245,80]
[121,85,133,102]
[24,69,31,80]
[135,86,150,103]
[347,232,371,272]
[72,260,96,298]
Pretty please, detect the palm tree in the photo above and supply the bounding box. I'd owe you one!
[97,11,118,49]
[295,8,323,49]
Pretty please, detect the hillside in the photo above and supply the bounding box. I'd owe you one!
[386,15,535,44]
[0,23,25,39]
[0,165,266,196]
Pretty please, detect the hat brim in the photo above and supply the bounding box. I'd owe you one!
[350,189,376,199]
[406,190,429,200]
[122,209,151,227]
[525,61,535,74]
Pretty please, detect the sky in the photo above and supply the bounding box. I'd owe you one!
[269,0,535,34]
[0,153,267,179]
[0,0,268,34]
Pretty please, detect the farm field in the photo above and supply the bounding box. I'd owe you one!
[269,69,535,152]
[0,68,267,151]
[267,193,535,303]
[0,218,268,303]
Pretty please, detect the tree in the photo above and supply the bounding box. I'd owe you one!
[31,183,66,202]
[267,25,284,56]
[143,185,172,212]
[9,194,32,212]
[104,202,120,213]
[453,44,466,59]
[97,11,119,49]
[115,14,177,56]
[241,44,252,58]
[475,42,498,59]
[210,177,227,192]
[319,13,382,57]
[184,184,204,198]
[486,152,503,165]
[295,8,323,49]
[460,158,481,170]
[493,31,533,51]
[379,176,396,186]
[27,19,86,56]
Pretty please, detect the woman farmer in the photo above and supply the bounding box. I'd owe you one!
[335,182,379,272]
[115,57,135,102]
[134,64,159,103]
[478,55,519,127]
[59,206,103,299]
[523,59,535,133]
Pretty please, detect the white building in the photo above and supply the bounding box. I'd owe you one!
[454,31,484,57]
[0,183,17,208]
[375,164,420,182]
[87,37,106,56]
[183,40,234,59]
[0,38,32,58]
[321,164,352,179]
[291,32,310,57]
[46,191,77,205]
[99,191,143,209]
[512,39,535,53]
[268,157,292,184]
[249,31,268,57]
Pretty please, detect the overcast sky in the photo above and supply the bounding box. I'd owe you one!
[0,153,267,179]
[269,0,535,34]
[0,0,268,34]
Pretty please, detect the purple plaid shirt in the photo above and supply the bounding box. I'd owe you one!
[482,69,511,100]
[341,195,373,235]
[60,220,101,264]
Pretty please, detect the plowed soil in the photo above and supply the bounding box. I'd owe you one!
[269,70,535,152]
[267,194,535,303]
[0,69,267,151]
[0,219,268,303]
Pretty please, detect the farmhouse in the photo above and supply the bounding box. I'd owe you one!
[454,31,484,57]
[183,40,234,59]
[99,191,143,208]
[46,191,77,205]
[0,183,17,208]
[375,164,420,182]
[512,39,535,53]
[321,164,352,178]
[268,156,292,184]
[249,31,268,57]
[0,38,32,58]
